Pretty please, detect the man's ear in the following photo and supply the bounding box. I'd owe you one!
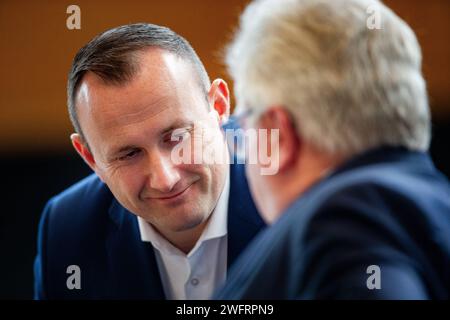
[70,133,97,172]
[208,78,230,123]
[260,106,300,172]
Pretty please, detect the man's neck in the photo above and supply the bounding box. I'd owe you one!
[155,217,210,254]
[272,148,345,222]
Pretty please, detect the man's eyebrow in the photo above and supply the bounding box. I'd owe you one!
[161,120,194,135]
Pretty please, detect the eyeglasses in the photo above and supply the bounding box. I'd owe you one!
[221,108,254,131]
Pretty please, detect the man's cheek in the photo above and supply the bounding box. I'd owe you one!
[246,164,261,194]
[111,171,142,200]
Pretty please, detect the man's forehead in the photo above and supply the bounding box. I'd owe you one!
[75,48,202,114]
[75,74,172,131]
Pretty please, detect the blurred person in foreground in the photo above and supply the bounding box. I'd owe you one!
[34,23,264,299]
[216,0,450,299]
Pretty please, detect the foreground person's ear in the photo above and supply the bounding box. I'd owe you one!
[259,106,300,173]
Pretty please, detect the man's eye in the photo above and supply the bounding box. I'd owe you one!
[166,128,192,144]
[118,149,141,161]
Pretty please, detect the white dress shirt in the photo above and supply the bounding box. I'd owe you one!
[137,172,230,300]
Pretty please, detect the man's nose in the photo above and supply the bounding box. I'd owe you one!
[147,150,181,193]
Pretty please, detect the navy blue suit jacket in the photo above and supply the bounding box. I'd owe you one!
[216,147,450,299]
[34,163,265,299]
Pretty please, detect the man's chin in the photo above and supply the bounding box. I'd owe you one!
[174,215,206,232]
[139,206,207,230]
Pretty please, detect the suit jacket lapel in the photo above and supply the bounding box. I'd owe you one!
[107,200,165,299]
[227,163,266,268]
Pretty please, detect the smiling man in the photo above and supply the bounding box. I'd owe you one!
[33,23,265,299]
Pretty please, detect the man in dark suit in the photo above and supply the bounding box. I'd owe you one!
[216,0,450,299]
[34,23,264,299]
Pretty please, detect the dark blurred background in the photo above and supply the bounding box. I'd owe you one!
[1,0,449,299]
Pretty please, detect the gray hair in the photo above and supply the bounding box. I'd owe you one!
[68,23,210,142]
[226,0,431,156]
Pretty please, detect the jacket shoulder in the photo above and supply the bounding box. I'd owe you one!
[43,173,114,237]
[35,174,119,299]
